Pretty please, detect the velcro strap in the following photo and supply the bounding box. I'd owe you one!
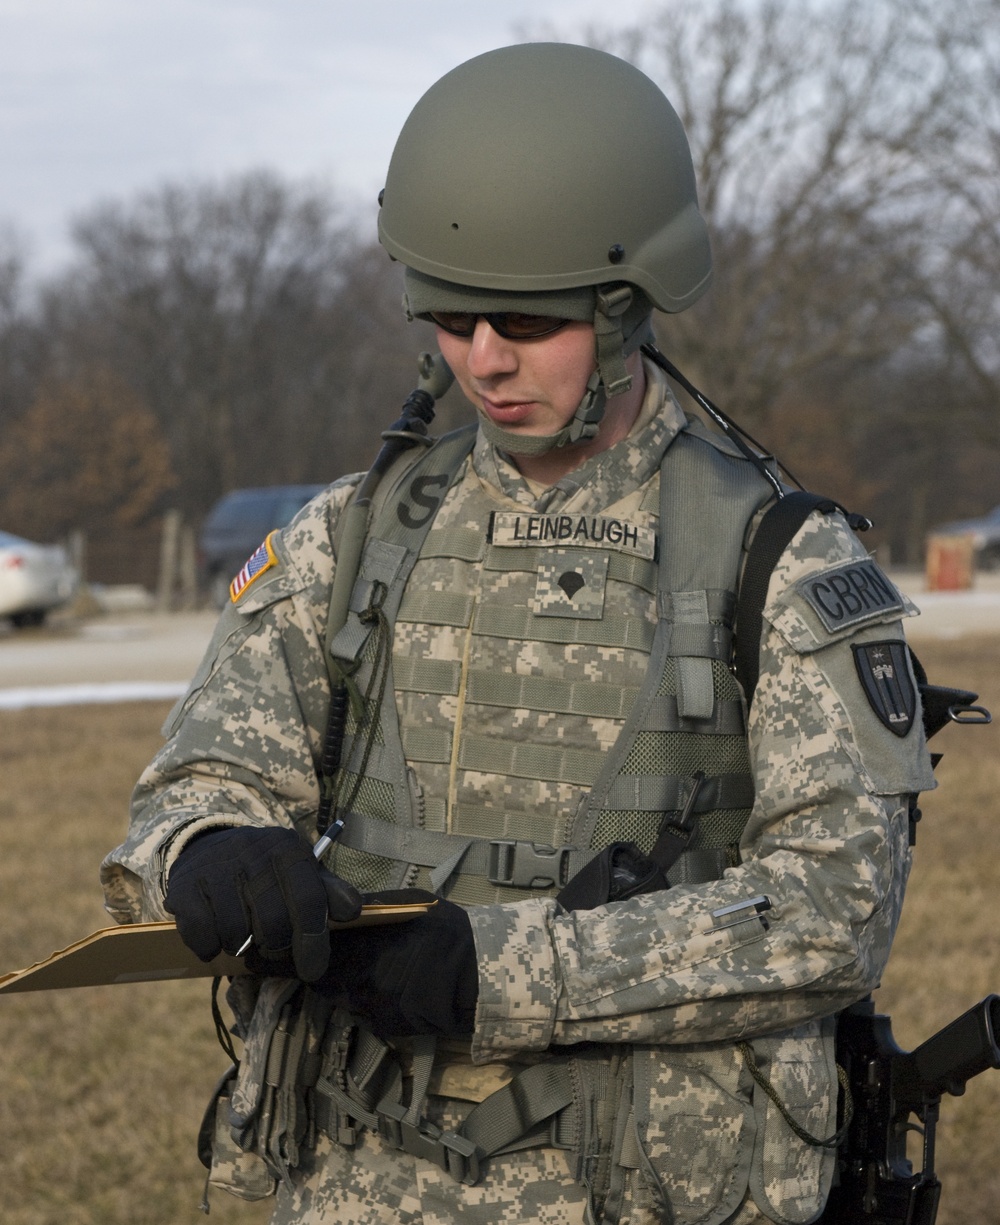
[666,622,733,659]
[640,695,745,734]
[677,656,715,720]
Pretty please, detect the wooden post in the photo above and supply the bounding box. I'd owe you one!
[67,529,86,584]
[157,509,181,611]
[178,522,198,610]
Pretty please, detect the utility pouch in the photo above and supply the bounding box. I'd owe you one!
[197,1064,277,1204]
[566,1046,638,1225]
[222,979,335,1191]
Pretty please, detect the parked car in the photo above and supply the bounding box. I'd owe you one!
[932,505,1000,570]
[199,485,327,606]
[0,531,79,627]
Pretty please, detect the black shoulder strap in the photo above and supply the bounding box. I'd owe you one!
[734,491,839,707]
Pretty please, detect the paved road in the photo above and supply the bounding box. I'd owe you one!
[0,573,997,703]
[0,610,218,693]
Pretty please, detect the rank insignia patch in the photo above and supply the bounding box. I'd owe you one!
[852,641,916,737]
[230,532,278,603]
[532,550,608,619]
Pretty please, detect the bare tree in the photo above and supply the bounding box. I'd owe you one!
[0,364,176,542]
[39,171,441,521]
[533,0,1000,559]
[0,228,47,429]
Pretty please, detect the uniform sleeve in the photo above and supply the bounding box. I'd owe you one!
[99,481,358,924]
[467,511,937,1061]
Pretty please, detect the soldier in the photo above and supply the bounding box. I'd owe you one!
[101,42,936,1225]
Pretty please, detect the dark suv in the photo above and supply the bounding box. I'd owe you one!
[199,485,326,605]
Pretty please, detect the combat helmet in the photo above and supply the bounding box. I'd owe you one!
[378,42,712,454]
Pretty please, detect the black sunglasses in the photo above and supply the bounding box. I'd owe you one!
[428,311,571,340]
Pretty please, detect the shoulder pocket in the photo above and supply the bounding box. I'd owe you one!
[162,542,307,738]
[765,558,919,654]
[765,565,935,797]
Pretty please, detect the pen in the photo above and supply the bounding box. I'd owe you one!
[235,819,345,958]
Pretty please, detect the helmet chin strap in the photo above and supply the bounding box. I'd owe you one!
[476,370,605,457]
[479,289,653,459]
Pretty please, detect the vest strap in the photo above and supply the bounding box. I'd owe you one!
[420,525,486,563]
[313,1042,577,1185]
[459,1059,576,1159]
[335,813,593,892]
[639,694,746,735]
[397,589,476,628]
[391,655,462,696]
[602,771,756,814]
[665,621,734,659]
[464,670,640,720]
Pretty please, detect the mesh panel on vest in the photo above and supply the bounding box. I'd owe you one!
[328,774,398,891]
[590,656,753,859]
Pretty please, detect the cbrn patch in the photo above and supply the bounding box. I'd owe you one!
[852,641,916,737]
[795,558,905,635]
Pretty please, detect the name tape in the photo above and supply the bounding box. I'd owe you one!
[490,512,657,560]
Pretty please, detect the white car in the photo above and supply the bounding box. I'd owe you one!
[0,531,79,627]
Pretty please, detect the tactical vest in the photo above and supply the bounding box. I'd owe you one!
[321,417,775,901]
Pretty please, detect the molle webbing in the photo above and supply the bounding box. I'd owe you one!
[326,419,774,895]
[325,425,477,890]
[573,426,774,884]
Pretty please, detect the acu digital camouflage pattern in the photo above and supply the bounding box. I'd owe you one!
[265,1095,778,1224]
[101,360,935,1225]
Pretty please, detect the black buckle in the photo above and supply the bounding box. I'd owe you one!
[488,839,573,889]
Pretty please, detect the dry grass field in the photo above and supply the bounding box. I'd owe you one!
[0,634,998,1224]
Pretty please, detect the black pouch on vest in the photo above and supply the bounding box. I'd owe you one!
[558,773,706,911]
[556,841,668,912]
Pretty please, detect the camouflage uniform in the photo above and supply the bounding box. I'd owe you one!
[102,362,935,1224]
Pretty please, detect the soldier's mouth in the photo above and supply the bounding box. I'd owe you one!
[480,398,536,425]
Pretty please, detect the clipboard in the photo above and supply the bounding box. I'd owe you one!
[0,895,436,994]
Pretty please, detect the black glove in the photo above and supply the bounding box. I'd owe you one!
[314,897,478,1037]
[165,826,362,982]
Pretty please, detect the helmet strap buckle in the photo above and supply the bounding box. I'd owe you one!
[595,286,634,398]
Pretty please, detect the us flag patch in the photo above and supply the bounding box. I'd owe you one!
[230,532,278,602]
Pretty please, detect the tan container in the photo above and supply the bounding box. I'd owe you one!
[925,534,976,591]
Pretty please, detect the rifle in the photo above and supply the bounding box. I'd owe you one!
[820,994,1000,1224]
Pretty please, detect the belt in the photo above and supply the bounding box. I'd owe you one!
[310,1024,577,1186]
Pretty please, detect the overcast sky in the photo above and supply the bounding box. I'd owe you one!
[2,0,655,276]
